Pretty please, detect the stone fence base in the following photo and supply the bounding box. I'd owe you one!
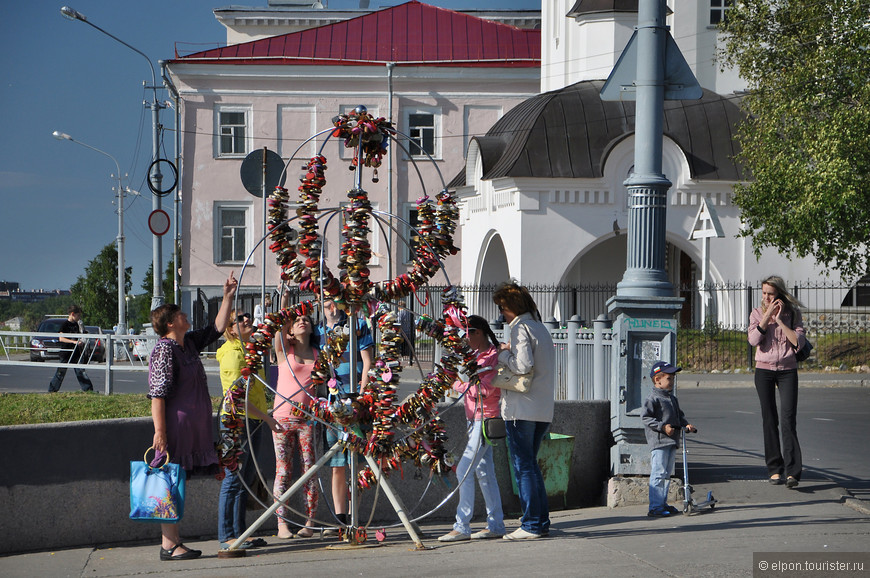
[0,400,610,554]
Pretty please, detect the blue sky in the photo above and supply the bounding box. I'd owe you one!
[1,0,538,292]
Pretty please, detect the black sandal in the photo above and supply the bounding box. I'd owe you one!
[159,543,202,561]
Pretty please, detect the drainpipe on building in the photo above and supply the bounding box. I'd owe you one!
[386,62,395,281]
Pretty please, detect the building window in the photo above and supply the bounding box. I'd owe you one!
[403,206,420,263]
[216,107,251,157]
[216,204,250,264]
[408,113,436,157]
[709,0,733,25]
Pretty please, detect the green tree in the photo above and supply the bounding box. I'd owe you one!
[126,293,152,330]
[69,244,132,329]
[141,259,177,307]
[0,295,74,331]
[142,242,179,307]
[720,0,870,280]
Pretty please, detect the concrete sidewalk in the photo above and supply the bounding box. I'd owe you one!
[2,475,868,578]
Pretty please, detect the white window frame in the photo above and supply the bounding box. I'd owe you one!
[337,104,380,161]
[403,106,441,160]
[709,0,733,26]
[214,202,252,265]
[215,105,253,158]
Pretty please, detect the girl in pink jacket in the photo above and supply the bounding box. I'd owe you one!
[438,315,506,542]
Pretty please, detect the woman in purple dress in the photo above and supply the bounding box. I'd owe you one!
[147,272,237,561]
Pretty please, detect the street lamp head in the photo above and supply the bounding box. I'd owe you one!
[52,131,73,141]
[60,6,86,22]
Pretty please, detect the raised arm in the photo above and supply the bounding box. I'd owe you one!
[214,271,239,334]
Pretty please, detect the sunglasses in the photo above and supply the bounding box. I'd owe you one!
[236,314,252,322]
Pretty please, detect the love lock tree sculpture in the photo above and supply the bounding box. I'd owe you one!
[216,106,489,552]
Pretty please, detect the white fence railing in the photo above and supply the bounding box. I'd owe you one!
[0,331,156,393]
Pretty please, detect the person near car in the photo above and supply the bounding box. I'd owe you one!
[147,271,237,561]
[48,305,93,392]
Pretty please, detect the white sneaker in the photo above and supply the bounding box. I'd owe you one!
[438,530,470,542]
[503,528,541,540]
[470,529,504,540]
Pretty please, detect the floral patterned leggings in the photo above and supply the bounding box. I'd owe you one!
[273,418,318,521]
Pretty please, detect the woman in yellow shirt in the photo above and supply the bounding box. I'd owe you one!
[217,312,281,550]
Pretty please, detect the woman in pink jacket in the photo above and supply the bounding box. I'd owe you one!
[438,315,506,542]
[748,275,806,489]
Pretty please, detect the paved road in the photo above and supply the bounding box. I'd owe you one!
[678,387,870,501]
[0,358,435,397]
[0,359,219,396]
[3,359,868,500]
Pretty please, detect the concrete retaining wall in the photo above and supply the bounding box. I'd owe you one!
[0,400,609,554]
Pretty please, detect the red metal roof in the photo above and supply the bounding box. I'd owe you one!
[174,1,540,68]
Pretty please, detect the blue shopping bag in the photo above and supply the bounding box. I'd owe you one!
[129,448,185,523]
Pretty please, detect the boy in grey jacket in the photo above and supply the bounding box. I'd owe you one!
[641,361,697,517]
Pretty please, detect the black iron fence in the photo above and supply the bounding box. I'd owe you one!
[197,280,870,371]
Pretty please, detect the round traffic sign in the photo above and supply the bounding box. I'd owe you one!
[148,209,171,236]
[240,148,287,197]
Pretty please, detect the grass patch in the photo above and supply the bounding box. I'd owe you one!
[676,329,869,371]
[813,333,870,368]
[677,329,751,371]
[0,392,222,426]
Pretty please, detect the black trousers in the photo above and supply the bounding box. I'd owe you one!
[754,368,802,480]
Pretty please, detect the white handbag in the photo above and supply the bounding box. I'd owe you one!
[492,320,534,393]
[492,364,533,393]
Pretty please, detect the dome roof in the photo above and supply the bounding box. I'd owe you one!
[451,80,745,188]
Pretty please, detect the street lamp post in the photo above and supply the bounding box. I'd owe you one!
[52,131,127,338]
[61,6,165,310]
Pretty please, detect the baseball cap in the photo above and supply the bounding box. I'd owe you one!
[650,361,681,379]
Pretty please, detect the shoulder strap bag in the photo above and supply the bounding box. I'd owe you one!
[491,321,534,393]
[790,312,813,363]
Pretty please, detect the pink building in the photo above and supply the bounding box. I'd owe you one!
[165,1,540,309]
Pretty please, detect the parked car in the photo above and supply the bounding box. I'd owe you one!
[30,319,105,363]
[83,326,106,363]
[29,318,67,361]
[132,323,157,361]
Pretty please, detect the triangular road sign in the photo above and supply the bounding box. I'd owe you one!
[689,197,725,240]
[600,30,703,101]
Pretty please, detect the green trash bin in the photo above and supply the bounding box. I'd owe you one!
[507,433,576,508]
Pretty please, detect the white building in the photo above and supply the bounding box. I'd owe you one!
[452,0,848,327]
